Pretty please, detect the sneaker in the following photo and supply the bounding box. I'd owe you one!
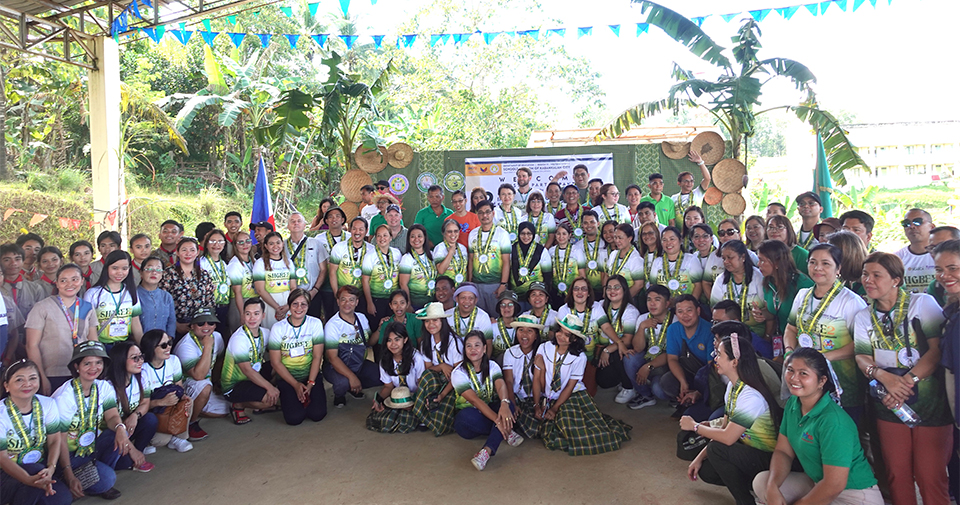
[334,396,346,408]
[132,461,154,473]
[188,424,209,441]
[506,431,524,448]
[98,488,121,500]
[349,390,365,400]
[614,388,637,404]
[471,448,491,471]
[628,395,657,410]
[167,437,194,453]
[142,445,156,455]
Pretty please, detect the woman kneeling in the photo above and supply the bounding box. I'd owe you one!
[367,323,426,433]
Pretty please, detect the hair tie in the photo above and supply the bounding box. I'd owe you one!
[730,333,741,359]
[3,359,28,382]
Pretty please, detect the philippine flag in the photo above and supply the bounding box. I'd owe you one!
[250,157,275,243]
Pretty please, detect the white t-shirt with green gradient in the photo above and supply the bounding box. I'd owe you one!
[268,317,324,382]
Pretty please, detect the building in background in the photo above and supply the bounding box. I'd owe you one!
[844,120,959,188]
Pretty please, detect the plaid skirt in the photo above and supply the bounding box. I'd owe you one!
[365,406,418,434]
[412,370,456,437]
[541,390,632,456]
[515,397,543,439]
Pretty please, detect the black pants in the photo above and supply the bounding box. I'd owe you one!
[215,304,230,340]
[594,351,633,390]
[277,379,327,426]
[370,296,392,334]
[698,441,772,505]
[320,286,337,322]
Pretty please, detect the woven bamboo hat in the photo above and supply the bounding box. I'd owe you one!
[712,159,746,193]
[339,201,360,222]
[387,143,414,169]
[721,193,747,216]
[355,145,388,173]
[703,186,723,206]
[341,169,372,202]
[691,131,725,165]
[661,141,690,160]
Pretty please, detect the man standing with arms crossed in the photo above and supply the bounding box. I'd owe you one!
[467,201,512,316]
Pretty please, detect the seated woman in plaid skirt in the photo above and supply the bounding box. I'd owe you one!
[411,303,463,436]
[366,323,427,434]
[532,314,631,456]
[501,314,545,439]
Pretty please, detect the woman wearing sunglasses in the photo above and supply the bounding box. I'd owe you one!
[173,308,225,442]
[139,330,193,453]
[227,233,257,335]
[107,342,156,472]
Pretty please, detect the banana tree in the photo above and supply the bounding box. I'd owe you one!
[599,1,867,185]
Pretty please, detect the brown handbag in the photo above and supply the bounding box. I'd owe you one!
[156,398,190,435]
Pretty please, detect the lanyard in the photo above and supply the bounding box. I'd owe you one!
[517,245,536,278]
[726,380,746,415]
[869,289,909,350]
[494,318,513,352]
[797,281,843,336]
[531,212,546,244]
[475,229,497,274]
[646,312,672,353]
[446,243,466,276]
[534,308,550,327]
[675,193,695,221]
[326,231,346,251]
[6,397,45,454]
[606,305,624,334]
[466,362,494,402]
[411,251,437,283]
[96,288,125,339]
[287,238,307,272]
[611,248,633,277]
[57,296,81,345]
[663,251,684,281]
[150,360,167,387]
[584,238,601,266]
[726,280,749,322]
[601,205,621,223]
[563,207,583,230]
[351,244,368,267]
[644,252,654,285]
[576,307,594,337]
[243,325,262,364]
[71,379,99,434]
[456,307,479,337]
[799,229,816,249]
[190,331,217,371]
[556,246,572,283]
[501,206,518,233]
[376,247,396,280]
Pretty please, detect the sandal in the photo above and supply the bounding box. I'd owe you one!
[231,407,251,425]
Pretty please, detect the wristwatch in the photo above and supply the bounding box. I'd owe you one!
[647,364,654,371]
[909,372,920,384]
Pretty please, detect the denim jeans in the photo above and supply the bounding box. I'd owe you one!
[454,402,516,456]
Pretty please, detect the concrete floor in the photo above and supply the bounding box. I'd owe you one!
[110,389,734,505]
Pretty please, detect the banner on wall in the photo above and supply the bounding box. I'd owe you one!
[464,153,614,205]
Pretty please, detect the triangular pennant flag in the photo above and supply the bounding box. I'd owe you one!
[200,31,218,47]
[402,34,417,47]
[258,33,272,47]
[805,3,820,15]
[29,213,48,227]
[141,0,151,8]
[143,26,165,43]
[636,23,648,35]
[577,26,592,38]
[853,0,866,10]
[519,29,539,40]
[430,34,441,47]
[547,28,566,37]
[227,15,237,25]
[310,34,327,47]
[284,34,300,48]
[3,208,20,221]
[483,32,499,44]
[721,13,739,22]
[441,34,451,45]
[280,6,293,17]
[777,6,800,18]
[171,29,193,45]
[179,22,186,31]
[372,35,384,48]
[58,217,70,229]
[253,11,260,17]
[339,0,350,15]
[504,31,516,38]
[820,1,832,13]
[308,2,319,16]
[452,33,467,44]
[202,19,211,32]
[870,0,878,5]
[340,34,357,48]
[228,32,245,48]
[749,9,771,21]
[691,16,705,26]
[836,0,848,10]
[609,25,620,36]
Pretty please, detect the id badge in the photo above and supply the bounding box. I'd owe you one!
[252,362,262,372]
[289,347,306,358]
[109,319,129,337]
[874,349,897,368]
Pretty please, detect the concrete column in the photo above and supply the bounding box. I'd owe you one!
[88,36,124,242]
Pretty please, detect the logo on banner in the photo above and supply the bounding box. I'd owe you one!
[466,163,502,177]
[388,174,409,195]
[444,171,465,191]
[417,173,438,193]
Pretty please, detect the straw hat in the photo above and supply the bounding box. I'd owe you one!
[387,143,414,169]
[556,314,587,339]
[712,158,746,193]
[416,302,454,320]
[374,192,400,206]
[691,131,725,165]
[384,386,414,409]
[511,314,545,330]
[703,186,723,206]
[355,145,388,173]
[341,169,373,202]
[661,141,690,160]
[721,193,747,216]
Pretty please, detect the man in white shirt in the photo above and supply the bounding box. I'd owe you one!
[359,185,379,223]
[794,192,822,249]
[284,212,326,316]
[895,208,936,294]
[671,150,712,223]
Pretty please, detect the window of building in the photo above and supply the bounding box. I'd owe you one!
[905,145,925,155]
[931,144,953,153]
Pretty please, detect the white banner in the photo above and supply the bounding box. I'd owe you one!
[464,153,614,204]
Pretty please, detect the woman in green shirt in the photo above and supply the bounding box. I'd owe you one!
[753,240,813,358]
[376,290,422,352]
[754,348,881,505]
[765,215,809,277]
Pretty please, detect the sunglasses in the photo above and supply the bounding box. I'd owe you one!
[129,354,145,362]
[157,341,172,349]
[142,268,163,274]
[716,229,738,237]
[198,322,216,327]
[901,218,926,228]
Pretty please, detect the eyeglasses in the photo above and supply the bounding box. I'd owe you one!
[767,225,787,232]
[716,229,738,237]
[572,285,590,292]
[797,201,819,208]
[451,199,465,204]
[692,234,711,240]
[499,301,515,307]
[235,239,252,246]
[128,354,145,362]
[605,284,623,291]
[142,268,163,274]
[880,313,895,337]
[208,240,226,245]
[901,218,927,228]
[157,342,172,349]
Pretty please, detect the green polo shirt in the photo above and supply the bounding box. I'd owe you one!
[927,279,946,307]
[780,394,877,490]
[640,195,676,227]
[791,245,810,276]
[377,314,423,345]
[414,205,453,246]
[763,272,814,336]
[368,214,405,236]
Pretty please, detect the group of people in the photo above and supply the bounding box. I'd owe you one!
[0,154,958,504]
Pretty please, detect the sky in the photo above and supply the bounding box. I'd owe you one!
[340,0,960,128]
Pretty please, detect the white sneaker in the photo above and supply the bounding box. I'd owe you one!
[506,431,524,447]
[471,448,491,471]
[167,437,194,453]
[615,388,637,404]
[142,445,156,455]
[628,395,657,410]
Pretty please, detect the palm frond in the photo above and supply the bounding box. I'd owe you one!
[793,104,867,186]
[636,1,732,70]
[755,58,816,92]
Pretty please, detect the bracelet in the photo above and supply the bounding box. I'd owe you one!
[648,364,654,371]
[307,380,316,386]
[697,161,705,166]
[693,424,700,434]
[135,411,143,419]
[499,282,507,285]
[501,398,511,404]
[114,422,126,432]
[865,364,877,379]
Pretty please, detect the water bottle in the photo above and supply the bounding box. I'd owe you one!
[869,379,921,428]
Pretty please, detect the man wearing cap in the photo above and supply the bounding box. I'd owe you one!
[385,204,410,254]
[521,282,558,330]
[468,201,513,315]
[895,208,937,294]
[640,173,676,227]
[250,221,275,260]
[660,294,714,415]
[795,192,823,249]
[449,190,480,248]
[173,307,226,441]
[448,282,494,354]
[415,185,453,248]
[369,193,403,236]
[359,185,379,224]
[285,212,326,305]
[154,219,184,267]
[376,179,390,193]
[671,150,712,224]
